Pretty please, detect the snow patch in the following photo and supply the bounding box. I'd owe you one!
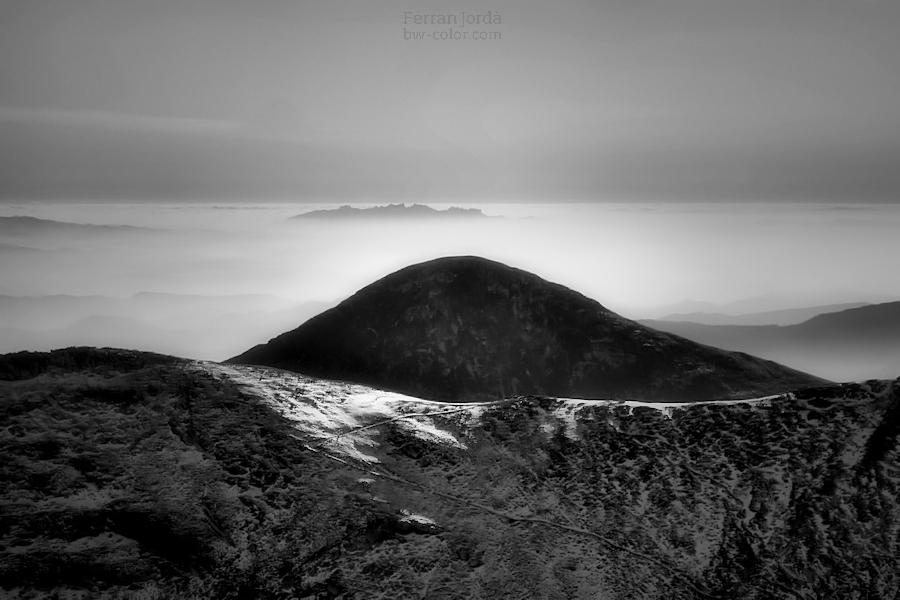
[198,363,471,463]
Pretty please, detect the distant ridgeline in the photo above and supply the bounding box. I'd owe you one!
[290,204,490,220]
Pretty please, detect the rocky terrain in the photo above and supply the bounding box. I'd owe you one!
[3,347,899,599]
[230,256,825,402]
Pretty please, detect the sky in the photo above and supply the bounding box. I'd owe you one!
[2,0,899,202]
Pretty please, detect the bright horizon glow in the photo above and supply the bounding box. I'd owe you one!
[2,201,899,312]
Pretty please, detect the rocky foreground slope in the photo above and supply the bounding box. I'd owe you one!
[2,348,899,599]
[229,256,824,401]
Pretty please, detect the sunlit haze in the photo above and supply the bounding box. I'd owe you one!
[1,202,898,364]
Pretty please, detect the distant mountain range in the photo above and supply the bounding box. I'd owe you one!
[0,293,335,361]
[0,215,151,237]
[655,302,870,326]
[289,203,493,220]
[0,242,47,254]
[229,256,824,401]
[0,292,297,329]
[642,301,900,381]
[636,292,900,321]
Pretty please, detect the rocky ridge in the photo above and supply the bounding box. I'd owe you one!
[2,348,898,599]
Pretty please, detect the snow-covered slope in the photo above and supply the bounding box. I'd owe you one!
[213,363,900,598]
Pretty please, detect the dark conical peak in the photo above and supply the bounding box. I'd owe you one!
[346,254,612,316]
[379,255,598,294]
[360,255,555,288]
[229,256,825,401]
[377,255,556,280]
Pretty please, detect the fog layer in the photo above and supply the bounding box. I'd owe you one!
[1,202,898,375]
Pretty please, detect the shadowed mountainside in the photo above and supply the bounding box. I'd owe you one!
[230,256,825,401]
[642,301,900,381]
[2,348,898,599]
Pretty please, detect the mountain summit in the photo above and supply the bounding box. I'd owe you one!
[229,256,824,401]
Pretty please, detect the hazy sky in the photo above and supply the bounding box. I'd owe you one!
[2,0,899,202]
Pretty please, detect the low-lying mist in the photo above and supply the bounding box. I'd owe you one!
[1,202,899,379]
